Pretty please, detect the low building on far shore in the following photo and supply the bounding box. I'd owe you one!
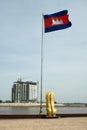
[11,78,38,103]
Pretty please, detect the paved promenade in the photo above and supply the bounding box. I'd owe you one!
[0,117,87,130]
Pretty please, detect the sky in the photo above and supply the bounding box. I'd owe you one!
[0,0,87,103]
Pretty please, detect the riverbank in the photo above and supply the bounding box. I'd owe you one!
[0,117,87,130]
[0,103,86,107]
[0,103,64,107]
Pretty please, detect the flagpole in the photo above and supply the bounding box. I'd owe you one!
[39,14,44,114]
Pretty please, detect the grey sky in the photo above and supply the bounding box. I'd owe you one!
[0,0,87,103]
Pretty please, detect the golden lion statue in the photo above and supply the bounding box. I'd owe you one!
[46,92,57,117]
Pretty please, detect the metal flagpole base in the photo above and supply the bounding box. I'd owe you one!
[39,106,43,115]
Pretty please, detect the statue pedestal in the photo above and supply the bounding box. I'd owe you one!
[45,115,58,118]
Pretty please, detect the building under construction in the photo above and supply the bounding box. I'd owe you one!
[12,79,38,103]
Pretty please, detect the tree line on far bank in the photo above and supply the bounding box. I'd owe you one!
[0,100,11,103]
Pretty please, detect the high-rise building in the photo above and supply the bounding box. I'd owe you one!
[12,79,38,103]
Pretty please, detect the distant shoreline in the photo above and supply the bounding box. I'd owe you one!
[0,103,41,107]
[0,103,86,107]
[0,103,63,107]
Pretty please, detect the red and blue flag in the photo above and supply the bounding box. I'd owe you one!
[44,10,72,33]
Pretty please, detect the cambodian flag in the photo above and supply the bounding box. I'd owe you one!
[44,10,72,33]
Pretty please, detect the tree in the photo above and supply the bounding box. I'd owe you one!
[0,100,2,103]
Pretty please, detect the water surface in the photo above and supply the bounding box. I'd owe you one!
[0,106,87,115]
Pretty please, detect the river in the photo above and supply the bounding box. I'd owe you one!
[0,106,87,115]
